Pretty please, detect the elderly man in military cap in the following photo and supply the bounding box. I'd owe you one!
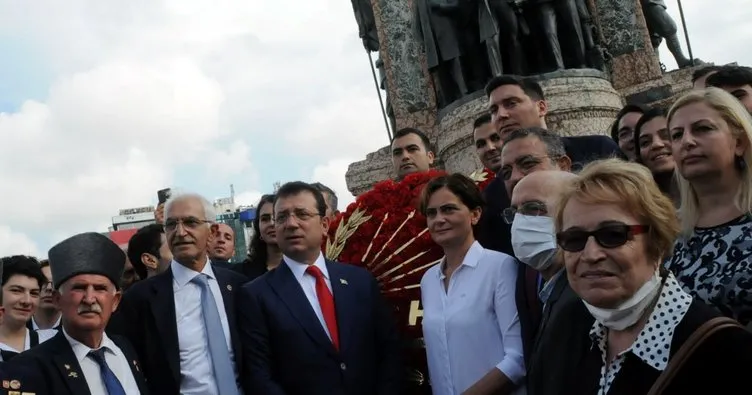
[12,232,150,395]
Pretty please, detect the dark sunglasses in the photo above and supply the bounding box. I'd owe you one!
[556,224,649,252]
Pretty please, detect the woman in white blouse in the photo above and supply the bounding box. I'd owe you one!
[419,173,525,395]
[0,256,53,361]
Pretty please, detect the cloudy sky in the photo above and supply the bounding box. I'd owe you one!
[1,0,750,257]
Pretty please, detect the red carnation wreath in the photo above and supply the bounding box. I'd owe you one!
[323,167,495,391]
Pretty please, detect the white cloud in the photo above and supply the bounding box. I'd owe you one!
[0,0,750,255]
[660,0,752,69]
[235,190,264,207]
[0,227,42,258]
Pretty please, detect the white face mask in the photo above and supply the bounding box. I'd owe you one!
[583,270,662,331]
[511,214,558,271]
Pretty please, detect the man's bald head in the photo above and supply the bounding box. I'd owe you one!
[511,170,577,216]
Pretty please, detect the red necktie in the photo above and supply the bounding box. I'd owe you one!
[306,265,340,350]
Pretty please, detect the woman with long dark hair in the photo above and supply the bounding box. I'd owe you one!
[633,107,680,205]
[236,194,283,280]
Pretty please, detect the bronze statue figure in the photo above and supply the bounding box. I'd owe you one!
[414,0,490,107]
[478,0,526,76]
[351,0,380,52]
[526,0,588,71]
[375,57,396,132]
[640,0,693,68]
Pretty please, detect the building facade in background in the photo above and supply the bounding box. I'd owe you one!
[107,200,257,263]
[111,206,156,231]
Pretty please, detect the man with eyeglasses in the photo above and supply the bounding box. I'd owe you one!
[109,192,249,395]
[238,181,403,395]
[476,75,624,258]
[499,128,573,197]
[27,259,62,337]
[507,170,594,395]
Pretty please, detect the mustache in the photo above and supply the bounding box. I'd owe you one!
[77,303,103,314]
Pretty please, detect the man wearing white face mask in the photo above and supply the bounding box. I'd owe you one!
[507,170,595,395]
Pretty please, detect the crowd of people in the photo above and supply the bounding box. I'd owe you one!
[1,64,752,395]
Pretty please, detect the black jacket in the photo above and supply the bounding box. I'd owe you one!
[11,331,150,395]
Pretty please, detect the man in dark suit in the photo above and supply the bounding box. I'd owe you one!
[12,232,149,395]
[508,171,594,395]
[109,192,248,395]
[478,75,623,365]
[239,181,403,395]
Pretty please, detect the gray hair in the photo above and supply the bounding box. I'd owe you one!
[163,191,217,223]
[310,182,338,212]
[502,127,567,159]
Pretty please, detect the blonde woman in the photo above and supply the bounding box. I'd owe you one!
[665,87,752,328]
[554,159,752,394]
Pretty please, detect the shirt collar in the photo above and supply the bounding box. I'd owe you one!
[588,272,692,371]
[62,327,118,363]
[437,241,484,280]
[31,314,62,330]
[171,258,217,289]
[0,328,30,353]
[284,252,328,282]
[539,269,564,304]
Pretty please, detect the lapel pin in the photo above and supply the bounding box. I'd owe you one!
[133,360,140,371]
[68,372,78,378]
[9,380,20,389]
[2,380,8,389]
[64,364,71,370]
[340,279,348,285]
[227,284,233,291]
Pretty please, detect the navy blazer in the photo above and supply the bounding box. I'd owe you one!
[239,259,403,395]
[108,265,248,395]
[11,331,149,395]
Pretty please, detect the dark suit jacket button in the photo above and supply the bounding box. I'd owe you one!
[340,362,347,370]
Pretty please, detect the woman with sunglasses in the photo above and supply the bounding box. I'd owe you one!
[419,174,525,395]
[554,159,752,394]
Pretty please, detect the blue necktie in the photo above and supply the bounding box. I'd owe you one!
[191,274,240,395]
[88,348,126,395]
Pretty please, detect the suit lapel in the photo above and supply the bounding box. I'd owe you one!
[215,268,243,367]
[270,263,338,358]
[49,332,91,395]
[111,335,149,394]
[327,261,355,353]
[150,268,181,386]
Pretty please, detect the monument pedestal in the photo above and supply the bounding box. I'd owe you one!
[436,69,624,176]
[345,0,706,197]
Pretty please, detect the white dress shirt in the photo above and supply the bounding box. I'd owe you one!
[172,259,240,395]
[421,241,526,395]
[0,327,55,353]
[62,328,141,395]
[30,314,62,340]
[284,252,335,340]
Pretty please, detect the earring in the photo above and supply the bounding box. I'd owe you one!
[735,155,747,172]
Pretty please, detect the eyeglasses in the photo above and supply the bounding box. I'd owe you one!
[556,224,649,252]
[499,155,554,181]
[502,201,548,224]
[164,217,212,231]
[274,209,320,225]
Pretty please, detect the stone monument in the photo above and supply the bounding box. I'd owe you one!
[345,0,703,196]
